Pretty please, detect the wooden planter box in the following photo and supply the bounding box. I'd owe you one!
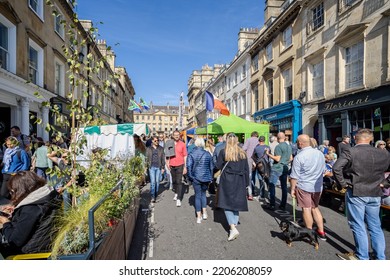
[93,197,140,260]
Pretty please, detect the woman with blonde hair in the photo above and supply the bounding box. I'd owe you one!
[1,136,30,199]
[205,138,215,155]
[327,145,337,161]
[310,137,318,149]
[216,133,249,241]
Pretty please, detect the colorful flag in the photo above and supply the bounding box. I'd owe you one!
[139,98,150,110]
[128,99,142,112]
[205,91,230,116]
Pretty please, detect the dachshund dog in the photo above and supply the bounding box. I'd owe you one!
[279,220,319,250]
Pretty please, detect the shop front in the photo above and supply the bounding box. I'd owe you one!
[253,100,302,142]
[50,96,71,138]
[318,85,390,147]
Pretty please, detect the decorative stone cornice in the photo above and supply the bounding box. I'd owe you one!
[26,28,47,48]
[0,0,22,24]
[0,68,55,102]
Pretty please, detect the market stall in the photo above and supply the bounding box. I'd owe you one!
[195,114,269,142]
[78,123,149,164]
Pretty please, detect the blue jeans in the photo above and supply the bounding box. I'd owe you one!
[268,167,288,207]
[248,169,257,196]
[35,167,48,180]
[192,180,207,212]
[149,166,161,199]
[224,209,239,226]
[346,188,386,260]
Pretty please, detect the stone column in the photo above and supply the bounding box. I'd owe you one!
[341,110,350,137]
[318,114,326,143]
[20,98,30,135]
[41,106,50,141]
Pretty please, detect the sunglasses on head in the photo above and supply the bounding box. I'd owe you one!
[228,133,236,138]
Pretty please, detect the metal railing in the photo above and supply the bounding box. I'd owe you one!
[58,178,126,260]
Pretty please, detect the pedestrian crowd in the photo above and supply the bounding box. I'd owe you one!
[139,128,390,260]
[1,126,390,260]
[0,126,72,258]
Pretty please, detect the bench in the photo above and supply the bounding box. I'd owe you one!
[323,188,345,197]
[380,204,390,222]
[322,188,390,222]
[321,188,347,215]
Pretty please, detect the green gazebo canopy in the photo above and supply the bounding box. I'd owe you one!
[195,114,269,141]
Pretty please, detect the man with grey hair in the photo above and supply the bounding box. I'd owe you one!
[269,135,278,157]
[290,134,326,241]
[319,139,330,155]
[333,128,390,260]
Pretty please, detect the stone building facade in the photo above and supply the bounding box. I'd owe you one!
[187,0,390,146]
[0,0,135,143]
[133,103,188,136]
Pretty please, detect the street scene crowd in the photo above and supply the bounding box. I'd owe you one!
[1,126,390,260]
[136,128,390,260]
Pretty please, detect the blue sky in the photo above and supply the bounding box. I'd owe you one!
[76,0,265,107]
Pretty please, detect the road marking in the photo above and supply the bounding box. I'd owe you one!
[151,206,155,224]
[148,238,154,258]
[149,204,155,258]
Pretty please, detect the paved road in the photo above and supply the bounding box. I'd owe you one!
[128,181,390,260]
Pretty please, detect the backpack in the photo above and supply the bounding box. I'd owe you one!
[256,157,271,179]
[21,191,62,254]
[251,148,271,179]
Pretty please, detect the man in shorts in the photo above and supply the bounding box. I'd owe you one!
[289,134,327,240]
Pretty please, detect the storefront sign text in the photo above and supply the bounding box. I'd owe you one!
[323,95,369,111]
[265,113,277,120]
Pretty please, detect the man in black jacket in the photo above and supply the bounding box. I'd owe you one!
[332,128,390,260]
[337,135,351,157]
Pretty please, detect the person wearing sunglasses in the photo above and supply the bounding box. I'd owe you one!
[145,136,165,204]
[375,140,386,150]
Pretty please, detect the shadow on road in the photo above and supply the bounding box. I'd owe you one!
[260,198,355,254]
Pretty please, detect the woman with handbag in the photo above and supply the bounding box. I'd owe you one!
[187,138,214,224]
[216,133,249,241]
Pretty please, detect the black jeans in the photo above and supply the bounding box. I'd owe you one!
[170,165,184,200]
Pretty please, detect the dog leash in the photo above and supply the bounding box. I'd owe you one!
[293,197,296,223]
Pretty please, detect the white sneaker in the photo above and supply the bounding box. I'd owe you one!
[176,200,181,207]
[173,194,178,201]
[196,217,202,224]
[227,228,239,241]
[202,213,208,220]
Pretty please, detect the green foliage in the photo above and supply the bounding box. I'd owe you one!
[26,1,141,258]
[50,156,142,258]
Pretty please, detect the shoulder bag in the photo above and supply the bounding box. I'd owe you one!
[216,161,229,185]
